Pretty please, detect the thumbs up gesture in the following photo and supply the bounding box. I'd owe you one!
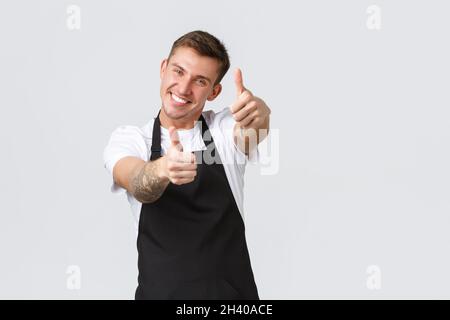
[162,127,197,185]
[230,68,271,135]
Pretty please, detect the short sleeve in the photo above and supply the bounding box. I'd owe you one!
[103,125,149,194]
[214,107,260,164]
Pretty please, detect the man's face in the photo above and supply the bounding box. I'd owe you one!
[160,46,222,122]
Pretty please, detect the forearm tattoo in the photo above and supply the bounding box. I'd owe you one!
[130,160,169,203]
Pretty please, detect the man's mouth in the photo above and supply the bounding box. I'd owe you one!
[170,92,191,106]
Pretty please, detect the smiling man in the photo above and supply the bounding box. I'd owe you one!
[103,30,271,300]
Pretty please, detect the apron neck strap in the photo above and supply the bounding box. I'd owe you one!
[150,110,209,161]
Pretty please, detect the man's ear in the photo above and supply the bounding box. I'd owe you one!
[160,59,168,79]
[207,83,222,101]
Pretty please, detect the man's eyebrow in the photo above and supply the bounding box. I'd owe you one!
[170,63,212,84]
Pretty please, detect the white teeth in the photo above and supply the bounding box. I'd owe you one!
[171,93,188,104]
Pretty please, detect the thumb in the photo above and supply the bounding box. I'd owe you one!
[169,126,182,151]
[234,68,245,97]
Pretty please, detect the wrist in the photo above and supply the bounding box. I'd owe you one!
[157,156,170,182]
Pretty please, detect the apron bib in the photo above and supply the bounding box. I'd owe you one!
[135,111,259,300]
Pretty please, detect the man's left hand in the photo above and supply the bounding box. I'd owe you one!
[230,68,271,132]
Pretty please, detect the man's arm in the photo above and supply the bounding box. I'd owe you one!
[233,108,270,155]
[113,156,169,203]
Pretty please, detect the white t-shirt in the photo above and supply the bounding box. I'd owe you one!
[103,107,258,235]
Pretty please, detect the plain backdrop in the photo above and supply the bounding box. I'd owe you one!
[1,0,449,299]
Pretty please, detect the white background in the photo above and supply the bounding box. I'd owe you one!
[1,0,449,299]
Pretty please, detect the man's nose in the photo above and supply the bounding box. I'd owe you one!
[177,77,192,96]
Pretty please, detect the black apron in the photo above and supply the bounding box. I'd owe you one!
[135,111,259,300]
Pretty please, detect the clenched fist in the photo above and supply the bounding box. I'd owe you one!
[161,126,197,185]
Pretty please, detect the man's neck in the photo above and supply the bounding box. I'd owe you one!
[159,107,202,130]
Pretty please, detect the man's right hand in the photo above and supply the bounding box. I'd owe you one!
[113,126,197,203]
[161,127,197,185]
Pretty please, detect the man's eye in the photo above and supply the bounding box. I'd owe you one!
[174,69,182,75]
[197,79,206,86]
